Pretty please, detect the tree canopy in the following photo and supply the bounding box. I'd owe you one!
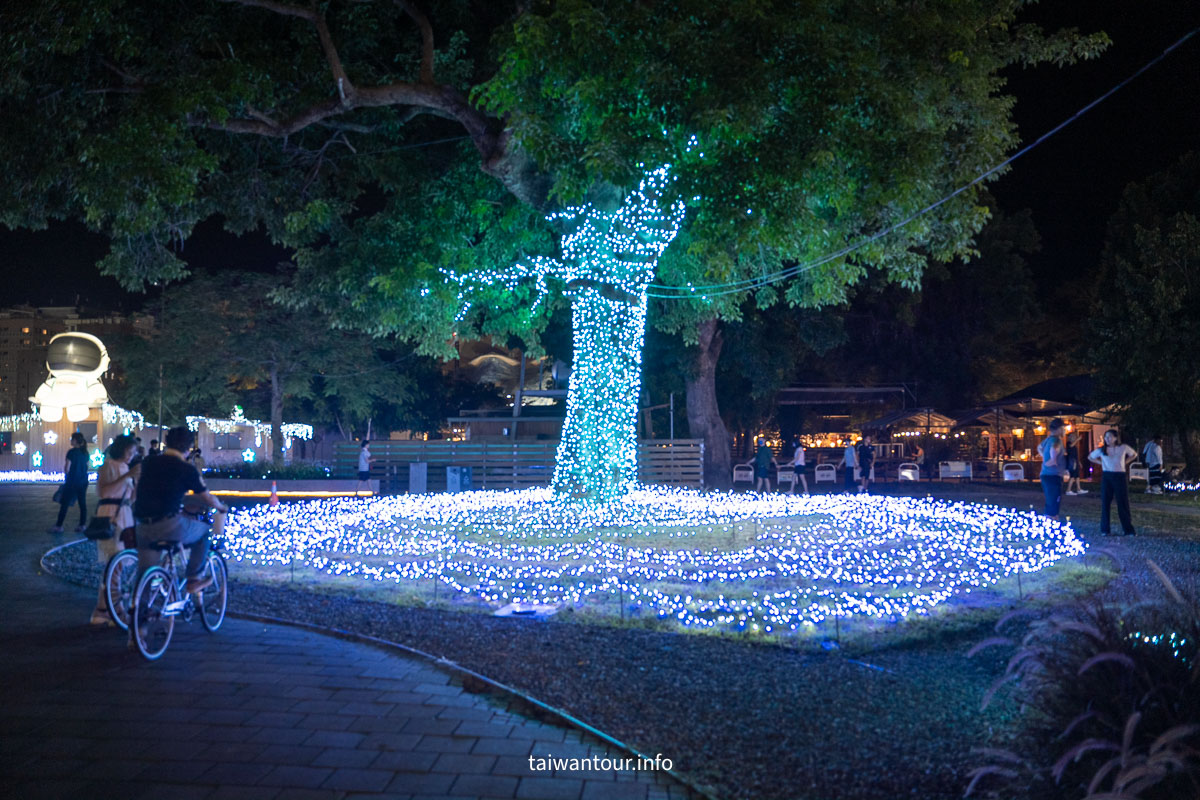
[1,0,1108,490]
[1088,152,1200,476]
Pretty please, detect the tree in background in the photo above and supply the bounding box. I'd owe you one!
[1,1,1107,497]
[108,272,418,456]
[1088,153,1200,477]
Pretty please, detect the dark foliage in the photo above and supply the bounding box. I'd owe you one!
[968,561,1200,799]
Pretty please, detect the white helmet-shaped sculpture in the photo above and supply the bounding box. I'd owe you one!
[31,332,111,423]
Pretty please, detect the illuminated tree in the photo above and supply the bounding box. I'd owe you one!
[0,1,1107,499]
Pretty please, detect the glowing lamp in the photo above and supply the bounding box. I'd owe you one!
[14,442,27,455]
[39,405,63,422]
[67,405,90,423]
[43,431,58,445]
[242,448,256,463]
[32,451,43,468]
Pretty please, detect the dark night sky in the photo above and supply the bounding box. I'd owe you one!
[0,1,1197,310]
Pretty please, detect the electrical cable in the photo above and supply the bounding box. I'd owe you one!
[644,26,1200,300]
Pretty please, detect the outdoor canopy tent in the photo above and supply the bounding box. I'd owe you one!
[859,408,956,434]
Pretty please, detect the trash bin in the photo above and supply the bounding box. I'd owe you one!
[446,466,473,492]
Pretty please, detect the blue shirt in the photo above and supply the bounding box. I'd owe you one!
[1039,437,1063,476]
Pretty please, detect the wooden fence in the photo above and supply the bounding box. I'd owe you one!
[334,439,704,492]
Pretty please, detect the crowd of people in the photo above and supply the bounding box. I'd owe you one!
[740,423,1169,537]
[741,433,877,496]
[47,427,226,627]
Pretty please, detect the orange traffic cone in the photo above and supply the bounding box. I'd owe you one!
[269,480,279,507]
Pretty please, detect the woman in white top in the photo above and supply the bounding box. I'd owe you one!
[1088,429,1137,536]
[355,440,372,496]
[789,443,809,495]
[90,435,138,624]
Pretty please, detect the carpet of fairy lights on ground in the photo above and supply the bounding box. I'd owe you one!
[222,486,1086,635]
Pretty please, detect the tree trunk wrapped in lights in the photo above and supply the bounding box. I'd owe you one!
[448,166,685,502]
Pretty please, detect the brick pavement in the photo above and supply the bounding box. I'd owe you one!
[0,485,699,800]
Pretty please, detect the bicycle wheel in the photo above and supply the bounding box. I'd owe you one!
[103,549,139,631]
[199,552,228,632]
[132,566,175,660]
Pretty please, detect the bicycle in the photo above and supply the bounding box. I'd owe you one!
[103,547,139,631]
[131,538,228,660]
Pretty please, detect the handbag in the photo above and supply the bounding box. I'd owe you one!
[86,484,131,541]
[52,484,65,504]
[84,515,117,541]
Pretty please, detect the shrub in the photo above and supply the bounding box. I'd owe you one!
[204,462,332,480]
[967,561,1200,800]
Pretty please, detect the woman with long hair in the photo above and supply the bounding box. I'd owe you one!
[1089,429,1137,536]
[90,435,138,624]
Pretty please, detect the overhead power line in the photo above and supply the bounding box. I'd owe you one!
[645,26,1200,300]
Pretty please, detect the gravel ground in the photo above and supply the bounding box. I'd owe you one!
[41,485,1200,800]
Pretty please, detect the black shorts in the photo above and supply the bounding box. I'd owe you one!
[357,471,370,481]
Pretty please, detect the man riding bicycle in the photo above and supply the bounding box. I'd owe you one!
[133,426,228,594]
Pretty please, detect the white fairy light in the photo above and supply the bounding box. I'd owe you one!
[221,489,1085,634]
[445,165,686,502]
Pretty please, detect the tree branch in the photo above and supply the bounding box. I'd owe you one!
[219,0,353,102]
[209,0,553,211]
[394,0,435,84]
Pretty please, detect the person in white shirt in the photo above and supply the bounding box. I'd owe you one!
[1143,434,1165,495]
[1088,429,1137,536]
[789,442,809,495]
[355,439,372,496]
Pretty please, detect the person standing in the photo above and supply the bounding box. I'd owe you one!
[1038,419,1067,520]
[752,437,777,492]
[856,434,876,493]
[1064,432,1086,495]
[90,435,137,625]
[51,432,90,534]
[789,440,809,495]
[1090,429,1137,536]
[355,439,373,496]
[1143,434,1165,495]
[838,439,858,493]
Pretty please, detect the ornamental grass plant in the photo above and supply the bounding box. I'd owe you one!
[967,560,1200,799]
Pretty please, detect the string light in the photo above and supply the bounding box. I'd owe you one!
[0,469,98,483]
[0,412,43,432]
[222,489,1084,633]
[446,165,686,502]
[101,403,145,431]
[187,407,314,448]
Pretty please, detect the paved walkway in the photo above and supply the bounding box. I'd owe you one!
[0,486,692,800]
